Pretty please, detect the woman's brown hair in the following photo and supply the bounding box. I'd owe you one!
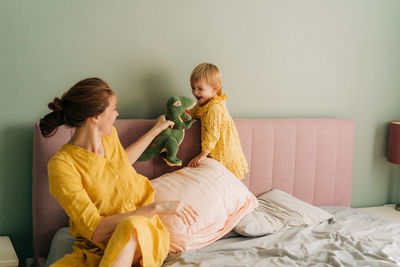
[39,78,114,137]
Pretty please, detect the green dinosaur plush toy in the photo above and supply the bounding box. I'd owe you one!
[137,96,196,166]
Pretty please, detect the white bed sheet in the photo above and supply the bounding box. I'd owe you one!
[163,206,400,267]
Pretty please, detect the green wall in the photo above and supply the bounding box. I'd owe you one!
[1,0,400,264]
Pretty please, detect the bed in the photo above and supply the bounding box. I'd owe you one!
[32,118,400,266]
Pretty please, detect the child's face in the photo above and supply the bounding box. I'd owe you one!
[191,81,217,106]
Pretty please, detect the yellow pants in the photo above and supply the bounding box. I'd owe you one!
[52,215,169,267]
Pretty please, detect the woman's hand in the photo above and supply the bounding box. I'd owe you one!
[125,115,174,164]
[93,200,197,243]
[155,201,199,226]
[188,152,208,167]
[153,115,174,134]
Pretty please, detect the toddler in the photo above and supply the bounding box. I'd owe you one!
[188,63,248,179]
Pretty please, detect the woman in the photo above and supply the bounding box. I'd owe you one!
[40,78,198,267]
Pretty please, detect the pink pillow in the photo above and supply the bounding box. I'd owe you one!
[151,158,257,254]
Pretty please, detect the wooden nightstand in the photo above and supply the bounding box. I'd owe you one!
[357,204,400,222]
[0,236,19,267]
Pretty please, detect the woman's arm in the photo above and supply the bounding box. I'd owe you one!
[125,115,174,165]
[92,203,157,243]
[188,105,222,168]
[92,200,198,243]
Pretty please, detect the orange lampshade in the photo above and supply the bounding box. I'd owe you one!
[388,121,400,165]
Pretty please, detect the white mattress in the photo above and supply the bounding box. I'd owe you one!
[46,206,400,267]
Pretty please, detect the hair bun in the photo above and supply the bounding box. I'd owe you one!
[48,97,63,112]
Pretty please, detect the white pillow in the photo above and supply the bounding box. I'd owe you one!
[233,189,332,237]
[45,227,74,267]
[151,158,257,254]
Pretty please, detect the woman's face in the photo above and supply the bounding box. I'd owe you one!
[98,95,119,136]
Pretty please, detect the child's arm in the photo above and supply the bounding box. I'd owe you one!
[189,104,223,167]
[187,103,198,118]
[201,105,222,153]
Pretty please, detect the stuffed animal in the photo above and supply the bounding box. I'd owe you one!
[137,96,196,166]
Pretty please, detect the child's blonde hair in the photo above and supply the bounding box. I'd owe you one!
[190,63,222,95]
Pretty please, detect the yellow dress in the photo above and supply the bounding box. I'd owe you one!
[47,127,169,267]
[188,94,248,179]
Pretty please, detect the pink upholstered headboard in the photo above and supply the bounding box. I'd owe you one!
[32,118,354,265]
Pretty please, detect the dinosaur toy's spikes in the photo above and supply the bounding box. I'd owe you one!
[137,96,196,166]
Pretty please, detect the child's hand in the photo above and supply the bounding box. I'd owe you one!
[188,152,208,167]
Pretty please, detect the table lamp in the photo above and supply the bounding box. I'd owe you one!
[387,121,400,210]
